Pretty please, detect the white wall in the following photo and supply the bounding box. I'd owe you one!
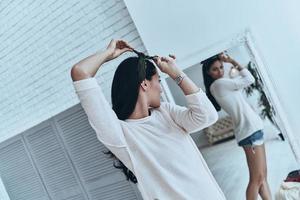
[0,0,146,142]
[124,0,300,144]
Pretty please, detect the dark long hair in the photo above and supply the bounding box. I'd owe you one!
[104,53,157,184]
[201,55,221,111]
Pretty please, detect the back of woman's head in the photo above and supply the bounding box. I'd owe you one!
[111,56,157,120]
[201,55,221,111]
[108,56,157,184]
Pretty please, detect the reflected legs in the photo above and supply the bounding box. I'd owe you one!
[243,144,272,200]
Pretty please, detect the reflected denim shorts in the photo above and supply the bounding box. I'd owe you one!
[238,130,264,147]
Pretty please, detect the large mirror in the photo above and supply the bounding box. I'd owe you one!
[164,30,299,200]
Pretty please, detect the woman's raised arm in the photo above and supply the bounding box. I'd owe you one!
[69,40,134,168]
[71,39,132,81]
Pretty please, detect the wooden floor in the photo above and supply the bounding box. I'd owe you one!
[199,138,299,200]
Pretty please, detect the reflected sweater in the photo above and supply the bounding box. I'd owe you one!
[210,68,264,143]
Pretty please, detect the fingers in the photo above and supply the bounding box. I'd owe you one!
[153,57,165,70]
[160,55,176,63]
[169,54,176,59]
[153,56,161,65]
[109,40,174,60]
[114,40,133,54]
[152,56,159,62]
[112,39,132,50]
[116,40,126,49]
[161,56,169,62]
[218,53,228,61]
[120,40,133,50]
[153,54,175,65]
[219,52,225,58]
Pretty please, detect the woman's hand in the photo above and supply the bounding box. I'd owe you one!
[219,52,244,71]
[154,54,200,95]
[218,52,234,63]
[153,54,182,79]
[105,39,133,61]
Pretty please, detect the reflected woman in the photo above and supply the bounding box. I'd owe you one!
[202,53,272,200]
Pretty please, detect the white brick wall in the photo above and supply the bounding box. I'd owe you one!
[0,0,146,142]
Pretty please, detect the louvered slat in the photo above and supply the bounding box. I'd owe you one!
[56,106,140,200]
[24,123,86,200]
[0,139,49,200]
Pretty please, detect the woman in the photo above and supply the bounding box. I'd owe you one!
[202,53,272,200]
[70,39,226,200]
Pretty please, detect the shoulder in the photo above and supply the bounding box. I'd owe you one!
[213,77,237,86]
[210,78,236,95]
[158,101,185,114]
[210,78,226,90]
[158,102,170,112]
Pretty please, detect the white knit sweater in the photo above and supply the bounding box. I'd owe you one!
[210,68,264,143]
[73,77,226,200]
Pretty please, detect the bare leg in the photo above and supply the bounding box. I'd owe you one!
[257,145,272,200]
[243,144,272,200]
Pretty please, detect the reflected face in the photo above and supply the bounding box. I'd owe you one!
[147,73,162,108]
[208,60,224,80]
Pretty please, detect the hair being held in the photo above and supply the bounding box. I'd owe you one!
[104,51,158,183]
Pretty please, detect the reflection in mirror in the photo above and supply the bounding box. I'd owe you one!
[165,40,299,200]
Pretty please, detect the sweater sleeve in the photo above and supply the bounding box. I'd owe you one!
[72,77,127,148]
[161,89,218,134]
[72,77,136,172]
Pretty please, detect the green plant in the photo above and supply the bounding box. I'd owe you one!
[244,61,282,133]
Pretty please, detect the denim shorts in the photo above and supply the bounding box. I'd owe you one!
[238,130,264,147]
